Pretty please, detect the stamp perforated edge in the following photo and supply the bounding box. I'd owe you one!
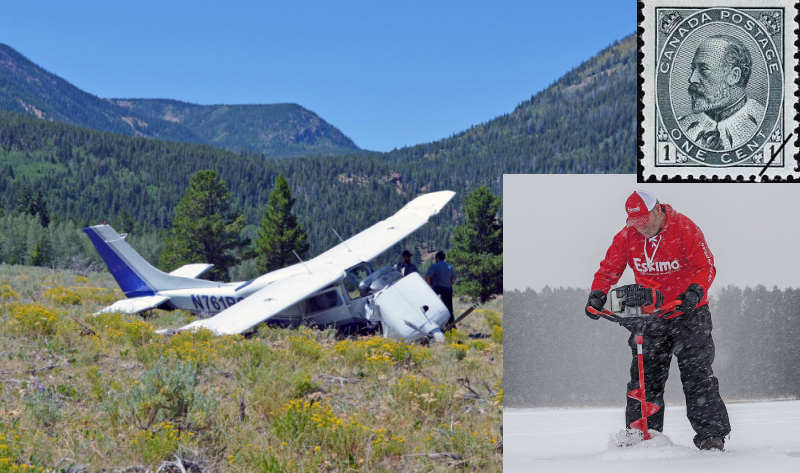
[637,0,800,182]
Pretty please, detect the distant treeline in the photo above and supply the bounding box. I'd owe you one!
[0,110,459,271]
[504,285,800,408]
[0,212,164,273]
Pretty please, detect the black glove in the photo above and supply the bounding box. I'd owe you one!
[677,283,704,315]
[585,290,607,320]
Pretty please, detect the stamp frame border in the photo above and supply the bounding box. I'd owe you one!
[637,0,800,182]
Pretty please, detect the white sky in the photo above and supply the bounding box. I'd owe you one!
[504,175,800,294]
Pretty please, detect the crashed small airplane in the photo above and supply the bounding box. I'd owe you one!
[83,191,455,342]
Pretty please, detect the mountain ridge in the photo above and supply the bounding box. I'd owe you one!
[0,43,361,158]
[381,34,636,174]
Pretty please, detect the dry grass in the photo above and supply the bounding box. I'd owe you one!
[0,265,502,472]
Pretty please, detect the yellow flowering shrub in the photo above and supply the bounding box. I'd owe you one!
[72,287,121,305]
[491,325,503,344]
[467,339,490,351]
[92,312,126,330]
[449,342,468,361]
[0,425,48,472]
[272,400,367,455]
[334,337,430,369]
[121,318,154,347]
[493,380,503,406]
[6,303,61,337]
[131,421,196,466]
[43,286,82,305]
[90,313,154,347]
[370,427,406,457]
[0,284,18,301]
[87,334,112,359]
[289,336,323,360]
[390,373,453,416]
[86,365,107,400]
[0,426,21,473]
[136,329,236,369]
[483,311,503,329]
[444,327,468,344]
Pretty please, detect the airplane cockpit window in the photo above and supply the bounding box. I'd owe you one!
[343,264,371,300]
[305,289,342,315]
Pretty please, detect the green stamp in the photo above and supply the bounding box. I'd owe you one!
[640,1,798,180]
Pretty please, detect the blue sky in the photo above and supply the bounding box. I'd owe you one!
[1,0,635,152]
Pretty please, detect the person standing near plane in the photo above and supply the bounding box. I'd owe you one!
[426,251,456,324]
[394,250,418,277]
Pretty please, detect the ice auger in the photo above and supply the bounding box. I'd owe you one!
[586,278,684,440]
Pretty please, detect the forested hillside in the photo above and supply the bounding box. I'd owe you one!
[0,44,360,158]
[504,285,800,407]
[382,35,636,175]
[0,110,454,268]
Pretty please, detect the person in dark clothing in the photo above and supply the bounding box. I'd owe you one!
[393,250,418,277]
[425,251,457,325]
[585,190,730,451]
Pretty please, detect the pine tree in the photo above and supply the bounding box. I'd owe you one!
[33,190,49,227]
[116,208,135,234]
[254,174,310,274]
[159,170,246,281]
[15,184,33,215]
[448,186,503,303]
[30,242,44,267]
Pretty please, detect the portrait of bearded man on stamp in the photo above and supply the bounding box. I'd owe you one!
[678,34,764,150]
[639,0,798,181]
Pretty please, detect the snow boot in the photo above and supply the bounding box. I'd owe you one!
[698,436,724,451]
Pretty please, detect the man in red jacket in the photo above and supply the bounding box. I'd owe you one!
[585,190,730,451]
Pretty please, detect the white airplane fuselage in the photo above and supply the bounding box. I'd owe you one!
[160,264,372,330]
[84,189,456,342]
[159,263,450,339]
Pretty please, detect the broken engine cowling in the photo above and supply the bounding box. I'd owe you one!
[367,271,450,343]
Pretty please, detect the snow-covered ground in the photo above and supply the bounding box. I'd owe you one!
[505,400,800,473]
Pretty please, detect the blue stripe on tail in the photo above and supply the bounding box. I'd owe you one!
[82,227,155,297]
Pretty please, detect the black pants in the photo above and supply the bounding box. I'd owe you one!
[432,285,455,325]
[625,305,730,447]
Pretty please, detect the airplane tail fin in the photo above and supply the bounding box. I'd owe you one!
[82,224,160,297]
[83,224,219,297]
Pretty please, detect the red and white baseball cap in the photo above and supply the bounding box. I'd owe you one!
[625,190,657,227]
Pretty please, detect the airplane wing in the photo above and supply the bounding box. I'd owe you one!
[177,268,342,334]
[319,190,455,262]
[94,295,171,315]
[169,263,214,279]
[171,190,455,335]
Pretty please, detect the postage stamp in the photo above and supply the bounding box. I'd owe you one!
[639,0,799,181]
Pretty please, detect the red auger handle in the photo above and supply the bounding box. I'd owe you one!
[654,300,684,319]
[587,306,616,317]
[660,300,682,312]
[587,306,625,323]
